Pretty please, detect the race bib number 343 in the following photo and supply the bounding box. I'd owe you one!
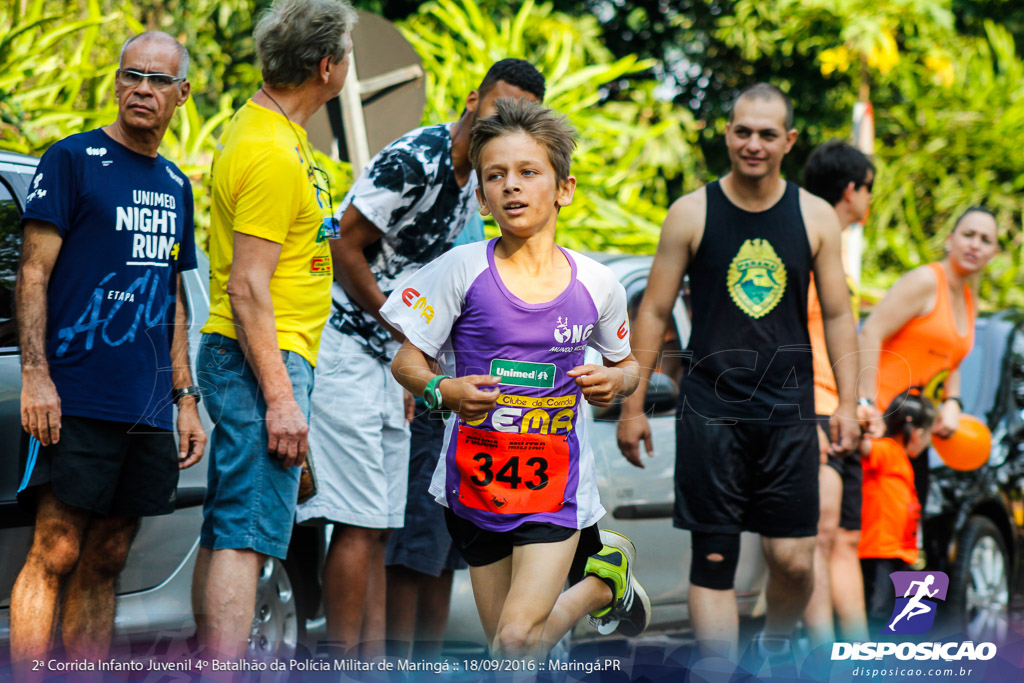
[455,425,569,515]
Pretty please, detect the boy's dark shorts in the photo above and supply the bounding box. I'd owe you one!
[444,508,601,583]
[18,415,179,518]
[673,410,819,538]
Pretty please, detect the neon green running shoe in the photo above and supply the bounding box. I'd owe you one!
[584,529,651,637]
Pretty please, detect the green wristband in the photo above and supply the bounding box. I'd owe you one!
[423,374,451,411]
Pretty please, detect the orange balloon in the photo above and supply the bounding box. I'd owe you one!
[932,414,992,471]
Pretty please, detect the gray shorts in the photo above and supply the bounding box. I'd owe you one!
[297,326,409,528]
[386,407,467,575]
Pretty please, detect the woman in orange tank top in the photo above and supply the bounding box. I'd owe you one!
[857,207,999,437]
[856,207,998,522]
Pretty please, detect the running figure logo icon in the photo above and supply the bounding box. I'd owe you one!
[885,571,949,635]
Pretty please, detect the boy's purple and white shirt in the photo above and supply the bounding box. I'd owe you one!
[381,238,631,532]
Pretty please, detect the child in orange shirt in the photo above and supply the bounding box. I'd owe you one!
[859,388,937,629]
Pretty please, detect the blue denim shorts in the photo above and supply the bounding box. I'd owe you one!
[197,333,314,559]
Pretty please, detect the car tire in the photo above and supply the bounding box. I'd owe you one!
[948,516,1010,642]
[249,556,305,658]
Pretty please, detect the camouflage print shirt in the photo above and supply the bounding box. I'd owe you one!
[332,123,479,350]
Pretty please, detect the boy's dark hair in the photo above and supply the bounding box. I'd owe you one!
[469,98,577,184]
[884,387,937,445]
[804,140,875,206]
[731,82,794,129]
[478,58,545,101]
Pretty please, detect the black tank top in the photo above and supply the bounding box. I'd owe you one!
[679,180,814,424]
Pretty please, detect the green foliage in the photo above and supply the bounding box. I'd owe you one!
[398,0,704,252]
[1,0,1020,307]
[0,1,119,153]
[865,22,1024,308]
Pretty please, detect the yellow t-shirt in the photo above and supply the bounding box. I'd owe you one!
[202,100,333,366]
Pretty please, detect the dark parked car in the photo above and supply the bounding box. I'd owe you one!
[923,310,1024,642]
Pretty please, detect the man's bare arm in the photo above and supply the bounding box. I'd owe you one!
[330,205,402,339]
[171,274,206,469]
[616,189,705,466]
[228,232,307,468]
[16,221,63,446]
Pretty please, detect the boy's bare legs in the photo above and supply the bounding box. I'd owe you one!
[491,534,579,658]
[539,576,611,650]
[467,533,579,658]
[468,557,513,647]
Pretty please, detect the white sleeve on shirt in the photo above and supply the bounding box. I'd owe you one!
[380,241,489,358]
[572,250,632,362]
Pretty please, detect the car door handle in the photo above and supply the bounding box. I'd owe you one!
[612,502,674,520]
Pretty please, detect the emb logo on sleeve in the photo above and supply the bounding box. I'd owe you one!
[402,287,434,323]
[726,238,787,319]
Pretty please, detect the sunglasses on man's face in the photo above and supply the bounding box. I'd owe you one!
[858,178,874,193]
[116,69,185,90]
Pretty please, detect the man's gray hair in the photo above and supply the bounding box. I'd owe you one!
[254,0,358,89]
[119,31,190,79]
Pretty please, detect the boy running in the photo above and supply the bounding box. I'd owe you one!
[382,98,647,657]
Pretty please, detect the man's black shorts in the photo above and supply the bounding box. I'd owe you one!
[18,415,179,517]
[673,410,819,538]
[444,508,601,582]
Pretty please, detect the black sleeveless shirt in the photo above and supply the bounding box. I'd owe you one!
[679,180,814,423]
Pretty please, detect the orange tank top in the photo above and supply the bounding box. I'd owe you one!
[807,273,859,416]
[876,263,974,410]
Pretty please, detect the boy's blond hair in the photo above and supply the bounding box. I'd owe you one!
[469,98,577,184]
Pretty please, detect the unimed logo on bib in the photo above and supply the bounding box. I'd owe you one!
[885,571,949,635]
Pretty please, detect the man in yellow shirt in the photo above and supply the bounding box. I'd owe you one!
[191,0,357,658]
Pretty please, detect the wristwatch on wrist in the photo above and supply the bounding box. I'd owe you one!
[857,397,875,407]
[423,375,451,411]
[945,396,964,409]
[173,385,202,405]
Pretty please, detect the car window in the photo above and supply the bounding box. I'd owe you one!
[0,179,19,349]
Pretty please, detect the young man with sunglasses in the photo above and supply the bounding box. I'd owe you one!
[295,59,546,657]
[801,140,875,648]
[11,31,204,665]
[192,0,357,659]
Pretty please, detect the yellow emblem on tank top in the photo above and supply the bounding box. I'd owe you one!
[921,368,950,406]
[727,238,787,319]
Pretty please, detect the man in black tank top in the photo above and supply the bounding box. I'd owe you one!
[616,84,861,663]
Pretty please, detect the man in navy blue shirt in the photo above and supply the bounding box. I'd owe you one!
[10,31,205,665]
